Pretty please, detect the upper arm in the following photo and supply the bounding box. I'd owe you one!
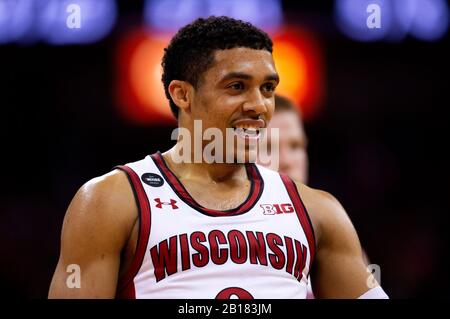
[298,184,377,298]
[48,170,137,298]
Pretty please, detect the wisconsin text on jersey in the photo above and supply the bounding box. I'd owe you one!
[150,229,309,282]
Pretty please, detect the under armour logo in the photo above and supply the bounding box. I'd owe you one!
[154,198,178,209]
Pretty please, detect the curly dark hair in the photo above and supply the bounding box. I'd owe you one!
[161,16,273,119]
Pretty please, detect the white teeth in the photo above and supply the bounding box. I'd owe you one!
[244,128,258,136]
[234,127,259,137]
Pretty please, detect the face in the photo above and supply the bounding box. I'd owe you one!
[187,47,279,163]
[266,110,309,183]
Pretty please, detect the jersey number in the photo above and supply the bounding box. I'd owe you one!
[216,287,254,299]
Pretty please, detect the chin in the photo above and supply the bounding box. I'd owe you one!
[228,147,259,164]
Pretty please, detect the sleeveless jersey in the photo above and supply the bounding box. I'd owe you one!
[115,152,316,299]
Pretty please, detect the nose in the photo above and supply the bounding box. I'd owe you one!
[243,89,267,115]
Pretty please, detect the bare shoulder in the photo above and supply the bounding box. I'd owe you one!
[294,182,357,249]
[62,169,138,254]
[49,169,137,298]
[71,169,136,215]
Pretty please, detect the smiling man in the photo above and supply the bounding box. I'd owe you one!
[49,16,388,299]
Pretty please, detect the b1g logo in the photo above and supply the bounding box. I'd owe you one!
[260,203,294,215]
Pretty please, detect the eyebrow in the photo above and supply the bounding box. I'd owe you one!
[219,72,280,84]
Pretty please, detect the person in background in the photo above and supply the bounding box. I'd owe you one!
[261,94,372,298]
[265,94,309,184]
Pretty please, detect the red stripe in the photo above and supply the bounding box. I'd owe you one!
[280,174,316,272]
[115,165,151,299]
[151,153,262,217]
[234,165,261,214]
[153,154,196,206]
[116,281,135,299]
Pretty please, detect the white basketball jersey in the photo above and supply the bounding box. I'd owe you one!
[115,152,316,299]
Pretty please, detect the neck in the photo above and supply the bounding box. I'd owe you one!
[162,144,248,183]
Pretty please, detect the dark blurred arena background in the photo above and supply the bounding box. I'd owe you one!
[0,0,449,298]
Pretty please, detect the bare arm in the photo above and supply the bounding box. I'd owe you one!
[298,183,378,298]
[48,170,137,298]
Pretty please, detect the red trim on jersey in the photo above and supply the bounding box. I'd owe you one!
[117,281,136,299]
[280,174,316,272]
[115,165,152,299]
[150,152,264,217]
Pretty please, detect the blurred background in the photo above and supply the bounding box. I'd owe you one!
[0,0,449,298]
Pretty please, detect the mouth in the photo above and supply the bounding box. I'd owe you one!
[233,126,260,139]
[231,119,265,141]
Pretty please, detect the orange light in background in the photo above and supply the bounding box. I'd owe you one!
[116,29,175,125]
[116,26,324,124]
[273,41,308,100]
[130,35,171,119]
[272,27,324,120]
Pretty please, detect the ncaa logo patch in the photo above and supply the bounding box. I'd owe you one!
[141,173,164,187]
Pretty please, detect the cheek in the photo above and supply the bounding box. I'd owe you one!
[215,95,244,118]
[218,94,244,109]
[294,149,308,161]
[283,145,304,159]
[196,99,233,128]
[267,100,275,118]
[196,89,212,110]
[192,94,217,121]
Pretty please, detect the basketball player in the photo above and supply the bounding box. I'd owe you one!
[49,16,388,299]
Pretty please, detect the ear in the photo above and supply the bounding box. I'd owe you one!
[168,80,193,114]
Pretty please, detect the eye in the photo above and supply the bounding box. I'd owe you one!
[262,82,276,93]
[291,141,307,151]
[227,82,244,91]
